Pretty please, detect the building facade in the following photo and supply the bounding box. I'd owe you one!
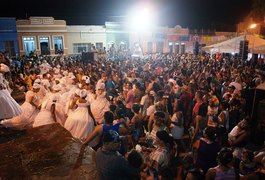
[0,18,19,56]
[67,25,106,54]
[16,17,68,56]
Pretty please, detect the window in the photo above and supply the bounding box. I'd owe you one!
[39,36,50,55]
[156,42,164,53]
[73,43,92,54]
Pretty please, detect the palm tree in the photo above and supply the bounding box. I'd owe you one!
[251,0,265,23]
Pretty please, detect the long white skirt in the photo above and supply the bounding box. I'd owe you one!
[0,89,22,120]
[33,109,55,128]
[64,107,95,141]
[55,103,67,126]
[1,101,39,129]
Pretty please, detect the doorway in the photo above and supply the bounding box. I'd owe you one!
[39,37,50,55]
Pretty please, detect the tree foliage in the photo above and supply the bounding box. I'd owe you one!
[251,0,265,23]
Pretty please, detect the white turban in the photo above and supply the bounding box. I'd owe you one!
[52,84,61,91]
[85,78,90,84]
[32,83,41,89]
[82,76,89,81]
[34,79,42,84]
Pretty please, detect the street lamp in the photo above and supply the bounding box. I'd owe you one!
[249,23,257,29]
[127,4,157,58]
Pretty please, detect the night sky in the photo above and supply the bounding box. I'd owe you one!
[2,0,252,31]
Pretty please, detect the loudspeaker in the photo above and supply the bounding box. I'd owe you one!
[82,52,94,63]
[239,40,249,61]
[257,99,265,123]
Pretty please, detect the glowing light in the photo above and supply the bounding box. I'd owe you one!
[127,5,156,32]
[249,23,257,29]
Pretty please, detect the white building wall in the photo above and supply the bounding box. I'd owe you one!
[67,25,106,54]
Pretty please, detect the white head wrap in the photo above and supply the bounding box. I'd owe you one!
[85,78,90,84]
[34,79,42,84]
[52,84,61,91]
[32,83,41,89]
[82,76,89,81]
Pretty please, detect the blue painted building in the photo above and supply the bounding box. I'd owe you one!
[0,17,19,56]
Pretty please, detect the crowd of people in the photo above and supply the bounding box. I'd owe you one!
[0,51,265,179]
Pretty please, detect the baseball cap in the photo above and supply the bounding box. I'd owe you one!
[103,130,121,143]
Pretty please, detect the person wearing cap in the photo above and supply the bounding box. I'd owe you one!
[0,63,22,120]
[90,83,110,124]
[95,130,140,180]
[1,83,41,129]
[64,89,97,141]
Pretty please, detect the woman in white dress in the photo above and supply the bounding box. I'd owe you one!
[90,83,110,124]
[0,63,22,120]
[32,94,57,128]
[1,83,41,129]
[64,89,96,142]
[40,84,67,126]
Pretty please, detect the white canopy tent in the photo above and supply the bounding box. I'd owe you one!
[202,35,265,54]
[252,44,265,54]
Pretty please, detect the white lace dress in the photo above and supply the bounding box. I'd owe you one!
[0,73,22,119]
